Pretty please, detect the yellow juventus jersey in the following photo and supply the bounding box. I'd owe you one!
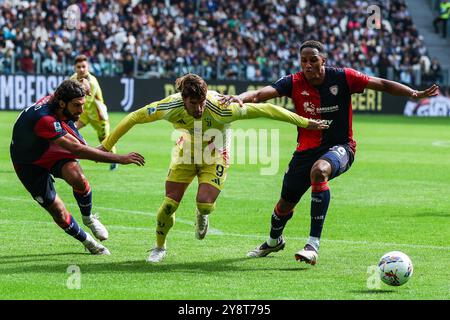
[70,72,105,109]
[102,90,309,161]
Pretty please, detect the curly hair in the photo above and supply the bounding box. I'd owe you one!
[175,74,207,101]
[50,79,86,106]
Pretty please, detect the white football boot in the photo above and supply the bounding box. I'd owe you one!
[294,244,318,265]
[247,236,286,258]
[195,211,209,240]
[83,233,110,255]
[83,213,109,241]
[146,247,167,263]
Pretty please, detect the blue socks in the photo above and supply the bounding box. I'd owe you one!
[63,214,87,242]
[269,204,293,239]
[310,181,331,240]
[73,181,92,217]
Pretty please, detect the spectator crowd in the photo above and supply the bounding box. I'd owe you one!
[0,0,444,85]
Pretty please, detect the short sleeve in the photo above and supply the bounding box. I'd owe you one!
[33,116,67,140]
[344,68,370,94]
[271,75,293,98]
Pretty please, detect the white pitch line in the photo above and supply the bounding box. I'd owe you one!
[1,219,450,252]
[432,141,450,148]
[0,196,224,235]
[93,206,224,235]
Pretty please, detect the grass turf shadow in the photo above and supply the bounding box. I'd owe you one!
[349,289,397,294]
[0,255,311,274]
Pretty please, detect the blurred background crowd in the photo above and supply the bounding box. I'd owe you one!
[0,0,445,86]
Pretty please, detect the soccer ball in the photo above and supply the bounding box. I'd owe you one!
[378,251,413,286]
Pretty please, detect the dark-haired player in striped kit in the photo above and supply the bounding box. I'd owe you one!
[10,80,145,255]
[221,40,439,265]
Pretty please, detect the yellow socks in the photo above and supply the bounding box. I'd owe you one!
[155,197,179,248]
[196,202,216,216]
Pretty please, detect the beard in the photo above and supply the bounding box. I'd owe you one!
[63,108,80,121]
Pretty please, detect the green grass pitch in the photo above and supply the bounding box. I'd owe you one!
[1,111,449,300]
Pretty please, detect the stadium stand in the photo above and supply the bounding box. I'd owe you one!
[0,0,447,85]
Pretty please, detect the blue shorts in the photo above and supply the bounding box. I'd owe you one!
[13,159,77,208]
[281,145,354,204]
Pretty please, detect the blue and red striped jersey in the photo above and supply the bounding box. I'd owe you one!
[10,97,86,170]
[272,67,369,153]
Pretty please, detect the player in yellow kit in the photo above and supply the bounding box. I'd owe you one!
[71,55,118,170]
[101,74,329,263]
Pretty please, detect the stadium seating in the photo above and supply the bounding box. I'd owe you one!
[0,0,444,85]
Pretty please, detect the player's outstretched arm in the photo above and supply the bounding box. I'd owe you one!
[54,133,145,166]
[219,86,280,107]
[101,106,159,151]
[366,77,439,98]
[226,102,328,130]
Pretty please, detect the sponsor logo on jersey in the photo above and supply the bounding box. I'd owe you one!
[303,101,316,114]
[147,106,156,115]
[303,102,338,114]
[316,105,339,113]
[312,119,334,125]
[53,122,63,133]
[301,90,310,96]
[330,85,339,96]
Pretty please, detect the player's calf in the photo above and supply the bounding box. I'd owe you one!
[48,198,109,254]
[155,196,179,248]
[52,209,88,242]
[71,179,109,241]
[148,193,183,263]
[72,178,92,216]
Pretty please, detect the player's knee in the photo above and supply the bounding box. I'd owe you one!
[310,162,330,182]
[73,176,90,194]
[196,184,220,204]
[54,212,71,228]
[197,202,216,216]
[165,188,185,203]
[62,162,87,190]
[159,196,180,216]
[276,199,295,216]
